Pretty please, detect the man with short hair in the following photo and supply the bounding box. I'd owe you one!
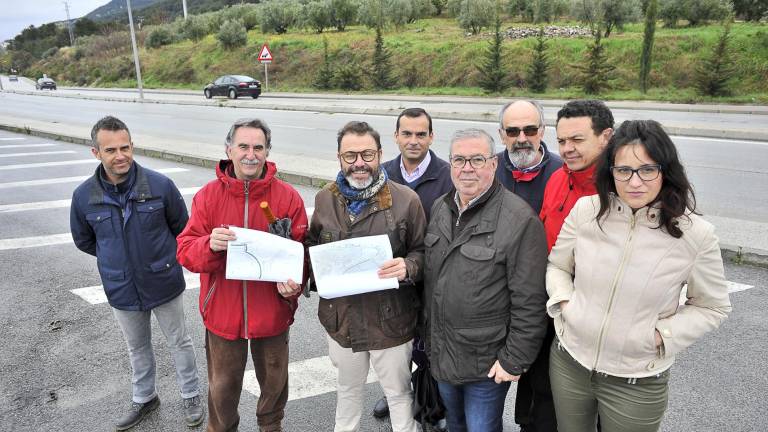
[70,116,203,431]
[425,128,549,432]
[374,107,452,430]
[176,118,308,432]
[496,100,563,214]
[540,99,615,250]
[307,121,426,432]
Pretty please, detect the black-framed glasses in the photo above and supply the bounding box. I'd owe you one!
[611,164,662,182]
[450,154,496,169]
[340,150,378,164]
[398,131,430,139]
[504,125,540,138]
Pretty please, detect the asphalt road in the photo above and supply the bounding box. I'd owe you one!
[1,131,766,431]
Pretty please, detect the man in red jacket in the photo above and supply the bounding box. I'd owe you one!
[177,118,308,432]
[540,100,614,251]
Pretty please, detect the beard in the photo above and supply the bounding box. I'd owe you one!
[509,142,539,169]
[345,165,375,189]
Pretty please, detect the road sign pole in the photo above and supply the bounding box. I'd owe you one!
[264,63,269,93]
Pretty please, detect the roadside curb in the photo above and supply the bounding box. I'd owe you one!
[5,89,768,142]
[2,121,767,268]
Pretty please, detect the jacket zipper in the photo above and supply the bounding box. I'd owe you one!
[202,281,217,313]
[243,180,250,339]
[592,213,636,370]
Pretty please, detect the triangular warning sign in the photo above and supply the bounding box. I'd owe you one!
[259,44,273,62]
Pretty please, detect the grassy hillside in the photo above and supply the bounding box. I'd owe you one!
[30,17,768,103]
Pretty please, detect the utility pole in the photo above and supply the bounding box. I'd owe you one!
[126,0,144,100]
[63,1,75,46]
[182,0,188,19]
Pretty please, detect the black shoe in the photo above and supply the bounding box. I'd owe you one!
[183,395,205,427]
[115,396,160,431]
[372,396,389,419]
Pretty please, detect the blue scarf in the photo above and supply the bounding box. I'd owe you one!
[335,168,388,216]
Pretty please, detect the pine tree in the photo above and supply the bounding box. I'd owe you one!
[371,25,395,90]
[526,27,549,93]
[639,0,658,93]
[695,21,735,97]
[314,37,334,90]
[477,13,509,93]
[577,31,615,94]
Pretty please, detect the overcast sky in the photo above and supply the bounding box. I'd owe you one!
[1,0,110,43]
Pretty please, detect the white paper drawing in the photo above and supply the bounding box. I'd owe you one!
[309,234,398,299]
[225,226,304,282]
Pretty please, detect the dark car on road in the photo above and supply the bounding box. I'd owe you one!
[204,75,261,99]
[36,77,57,90]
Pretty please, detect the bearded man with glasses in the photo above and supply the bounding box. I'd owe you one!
[307,121,426,432]
[496,100,563,214]
[423,128,548,432]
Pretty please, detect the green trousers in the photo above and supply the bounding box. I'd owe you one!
[549,340,670,432]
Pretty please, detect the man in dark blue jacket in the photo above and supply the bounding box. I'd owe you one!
[378,108,452,431]
[70,116,203,430]
[496,100,562,215]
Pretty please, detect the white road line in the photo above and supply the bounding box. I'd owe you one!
[242,355,378,400]
[0,138,26,141]
[0,233,72,250]
[0,150,76,158]
[727,281,754,293]
[0,167,188,189]
[0,186,201,213]
[70,273,200,305]
[671,135,768,146]
[0,144,57,148]
[0,159,96,170]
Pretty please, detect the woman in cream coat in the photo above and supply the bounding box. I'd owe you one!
[546,119,731,432]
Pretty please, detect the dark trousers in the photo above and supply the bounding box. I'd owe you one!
[515,319,558,432]
[437,378,511,432]
[205,330,289,432]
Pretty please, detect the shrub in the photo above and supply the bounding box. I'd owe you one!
[527,27,549,93]
[217,19,247,48]
[331,0,360,31]
[577,32,615,94]
[183,15,209,41]
[304,0,333,33]
[371,26,395,89]
[261,0,299,34]
[41,47,59,59]
[146,27,174,48]
[314,38,334,89]
[456,0,495,35]
[659,0,732,27]
[334,63,363,90]
[476,14,509,93]
[695,22,735,96]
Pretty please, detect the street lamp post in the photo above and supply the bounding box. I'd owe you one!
[126,0,144,100]
[182,0,188,19]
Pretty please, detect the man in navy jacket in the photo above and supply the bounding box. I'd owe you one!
[70,116,203,430]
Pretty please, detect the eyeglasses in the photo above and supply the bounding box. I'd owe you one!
[398,131,430,139]
[450,154,496,169]
[340,150,378,164]
[504,125,540,138]
[611,164,662,182]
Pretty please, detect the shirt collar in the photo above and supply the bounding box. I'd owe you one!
[400,151,432,183]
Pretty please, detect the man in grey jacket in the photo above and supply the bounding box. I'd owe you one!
[424,128,549,432]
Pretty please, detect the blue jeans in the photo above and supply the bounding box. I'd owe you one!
[437,378,511,432]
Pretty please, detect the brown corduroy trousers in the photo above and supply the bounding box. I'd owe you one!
[205,330,289,432]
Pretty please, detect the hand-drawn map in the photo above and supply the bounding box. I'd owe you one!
[309,234,398,299]
[225,226,304,282]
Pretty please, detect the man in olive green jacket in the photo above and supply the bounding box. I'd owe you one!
[307,121,426,432]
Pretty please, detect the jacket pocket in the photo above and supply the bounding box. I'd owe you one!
[379,294,417,339]
[136,200,166,233]
[318,301,339,333]
[318,229,340,244]
[458,244,496,284]
[86,211,114,238]
[454,324,507,375]
[424,232,440,247]
[148,257,175,273]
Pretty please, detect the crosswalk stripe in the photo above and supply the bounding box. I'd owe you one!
[0,233,72,250]
[0,138,26,141]
[0,159,98,170]
[70,273,200,305]
[0,167,188,189]
[727,281,754,293]
[0,186,201,213]
[0,144,57,148]
[242,355,378,400]
[0,150,76,158]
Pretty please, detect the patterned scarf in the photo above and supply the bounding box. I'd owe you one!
[335,168,388,216]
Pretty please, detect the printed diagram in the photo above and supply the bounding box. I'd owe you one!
[225,227,304,282]
[309,234,398,299]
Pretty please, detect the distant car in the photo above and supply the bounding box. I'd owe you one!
[36,77,57,90]
[204,75,261,99]
[8,74,18,82]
